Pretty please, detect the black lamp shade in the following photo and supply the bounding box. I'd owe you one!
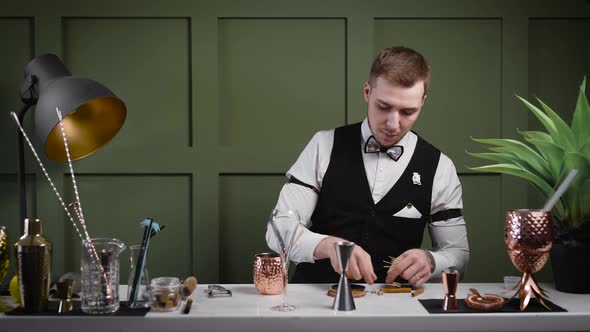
[16,54,126,233]
[35,77,126,162]
[23,54,126,162]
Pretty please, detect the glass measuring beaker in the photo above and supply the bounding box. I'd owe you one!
[80,238,126,314]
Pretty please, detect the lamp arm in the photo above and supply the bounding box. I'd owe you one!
[17,101,35,235]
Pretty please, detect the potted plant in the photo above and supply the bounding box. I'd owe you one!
[468,78,590,293]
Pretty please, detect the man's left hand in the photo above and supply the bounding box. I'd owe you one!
[385,249,432,287]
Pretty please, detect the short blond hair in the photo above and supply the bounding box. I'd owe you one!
[369,46,431,95]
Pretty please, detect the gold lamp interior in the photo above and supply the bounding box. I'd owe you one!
[44,97,126,162]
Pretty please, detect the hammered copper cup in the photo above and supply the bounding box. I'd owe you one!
[505,209,553,311]
[253,253,284,295]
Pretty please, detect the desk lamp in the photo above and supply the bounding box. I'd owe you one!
[16,53,126,233]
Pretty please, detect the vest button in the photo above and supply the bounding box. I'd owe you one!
[369,209,376,216]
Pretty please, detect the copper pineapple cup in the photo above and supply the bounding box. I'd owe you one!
[253,253,284,295]
[505,209,553,311]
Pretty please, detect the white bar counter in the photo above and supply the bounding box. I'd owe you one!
[1,283,589,332]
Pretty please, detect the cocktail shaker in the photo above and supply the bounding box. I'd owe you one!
[14,218,51,313]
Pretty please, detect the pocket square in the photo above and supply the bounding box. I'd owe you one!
[393,203,422,219]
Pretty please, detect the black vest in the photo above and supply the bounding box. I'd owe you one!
[291,122,441,283]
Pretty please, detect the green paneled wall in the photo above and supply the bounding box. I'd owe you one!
[218,175,285,283]
[0,18,34,160]
[0,0,589,286]
[63,17,192,150]
[219,18,346,148]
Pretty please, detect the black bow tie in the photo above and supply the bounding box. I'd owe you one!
[364,136,404,161]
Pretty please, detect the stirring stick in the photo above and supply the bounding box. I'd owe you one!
[129,219,159,306]
[56,108,110,295]
[56,108,93,244]
[10,111,109,290]
[10,112,86,241]
[543,169,578,212]
[70,202,111,290]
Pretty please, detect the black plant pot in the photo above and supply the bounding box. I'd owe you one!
[550,242,590,294]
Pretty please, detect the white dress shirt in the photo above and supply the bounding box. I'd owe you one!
[266,118,469,279]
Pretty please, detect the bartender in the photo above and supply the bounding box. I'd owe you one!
[266,46,469,285]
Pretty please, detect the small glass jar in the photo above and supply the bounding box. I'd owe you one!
[147,277,182,312]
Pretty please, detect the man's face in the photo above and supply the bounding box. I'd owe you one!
[364,76,426,147]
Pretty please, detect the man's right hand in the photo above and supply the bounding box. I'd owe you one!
[313,236,377,284]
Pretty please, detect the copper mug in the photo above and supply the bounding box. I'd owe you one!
[253,253,284,295]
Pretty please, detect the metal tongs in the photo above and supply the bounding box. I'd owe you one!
[207,285,232,298]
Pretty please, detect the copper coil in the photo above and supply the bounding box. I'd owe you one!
[253,253,284,295]
[465,293,506,310]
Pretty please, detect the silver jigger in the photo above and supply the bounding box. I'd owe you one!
[442,267,460,311]
[333,241,355,311]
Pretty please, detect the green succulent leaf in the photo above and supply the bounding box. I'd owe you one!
[581,138,590,164]
[518,130,565,179]
[564,152,590,182]
[525,138,564,181]
[470,137,552,183]
[468,163,549,194]
[518,130,554,144]
[468,163,565,218]
[490,146,553,183]
[466,151,521,165]
[561,152,590,225]
[572,78,590,146]
[536,97,577,150]
[565,151,590,171]
[563,186,581,228]
[516,95,558,137]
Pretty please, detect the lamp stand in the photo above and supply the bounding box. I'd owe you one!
[16,101,36,235]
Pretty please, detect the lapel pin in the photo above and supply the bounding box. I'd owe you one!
[412,172,421,186]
